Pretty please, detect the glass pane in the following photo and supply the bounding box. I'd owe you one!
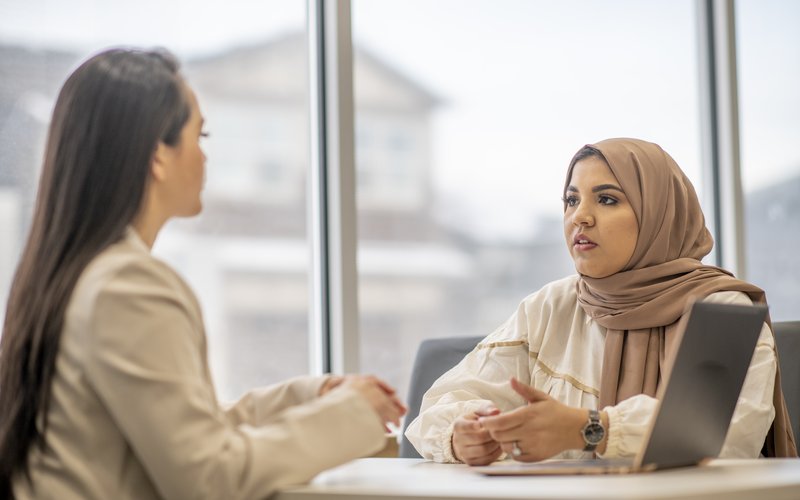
[352,0,702,401]
[0,0,310,401]
[737,0,800,322]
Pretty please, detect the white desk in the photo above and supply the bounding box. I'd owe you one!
[275,458,800,500]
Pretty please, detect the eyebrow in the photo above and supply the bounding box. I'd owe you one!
[565,184,625,193]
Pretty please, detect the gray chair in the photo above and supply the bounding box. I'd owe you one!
[774,321,800,443]
[399,336,483,458]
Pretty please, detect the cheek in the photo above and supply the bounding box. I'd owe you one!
[192,147,205,180]
[563,216,573,250]
[613,216,639,262]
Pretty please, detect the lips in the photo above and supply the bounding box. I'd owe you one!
[573,234,597,250]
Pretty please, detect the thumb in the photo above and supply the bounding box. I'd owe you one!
[510,377,548,403]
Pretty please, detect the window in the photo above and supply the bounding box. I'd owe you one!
[736,0,800,321]
[0,0,310,401]
[3,0,791,409]
[352,0,703,400]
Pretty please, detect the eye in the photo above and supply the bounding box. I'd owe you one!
[562,195,579,207]
[200,130,211,139]
[598,194,618,205]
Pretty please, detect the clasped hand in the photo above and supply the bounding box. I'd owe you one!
[451,378,586,465]
[319,375,407,429]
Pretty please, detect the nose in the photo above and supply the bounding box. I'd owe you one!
[572,203,595,227]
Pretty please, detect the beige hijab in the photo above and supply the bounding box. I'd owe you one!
[565,138,796,457]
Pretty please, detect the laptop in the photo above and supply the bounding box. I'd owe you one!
[474,301,768,476]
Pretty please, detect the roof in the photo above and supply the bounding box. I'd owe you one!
[186,32,441,110]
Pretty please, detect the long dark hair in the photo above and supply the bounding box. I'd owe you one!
[0,48,189,496]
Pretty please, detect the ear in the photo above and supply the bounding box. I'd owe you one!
[150,141,171,182]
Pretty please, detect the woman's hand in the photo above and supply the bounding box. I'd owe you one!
[328,375,407,428]
[451,405,502,465]
[477,378,589,462]
[318,375,346,396]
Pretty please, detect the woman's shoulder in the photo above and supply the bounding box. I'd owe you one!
[70,231,198,318]
[519,274,580,312]
[702,289,756,306]
[481,274,586,346]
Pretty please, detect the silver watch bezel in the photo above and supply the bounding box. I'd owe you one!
[581,409,605,451]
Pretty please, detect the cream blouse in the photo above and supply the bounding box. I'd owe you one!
[405,275,777,463]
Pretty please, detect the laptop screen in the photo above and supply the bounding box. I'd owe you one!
[637,301,768,469]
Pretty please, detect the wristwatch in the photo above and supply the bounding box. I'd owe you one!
[581,409,605,452]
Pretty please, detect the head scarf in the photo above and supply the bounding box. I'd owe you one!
[565,137,796,457]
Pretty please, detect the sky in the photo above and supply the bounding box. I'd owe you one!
[0,0,305,57]
[1,0,798,241]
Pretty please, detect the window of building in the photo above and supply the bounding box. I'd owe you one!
[736,0,800,321]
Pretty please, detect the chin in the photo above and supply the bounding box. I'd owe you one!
[178,203,202,218]
[575,264,609,279]
[583,268,617,279]
[190,198,203,216]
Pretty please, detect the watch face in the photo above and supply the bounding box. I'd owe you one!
[584,422,605,445]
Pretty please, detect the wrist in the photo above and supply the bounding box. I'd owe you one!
[596,411,610,455]
[576,408,609,453]
[573,408,590,450]
[450,432,466,464]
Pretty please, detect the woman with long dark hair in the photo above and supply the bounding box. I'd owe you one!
[0,48,405,499]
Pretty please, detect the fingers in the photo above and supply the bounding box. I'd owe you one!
[499,440,518,457]
[489,426,528,443]
[458,441,503,465]
[374,377,397,395]
[341,375,406,427]
[510,377,549,403]
[389,393,408,416]
[474,404,500,417]
[369,376,406,416]
[377,395,405,427]
[478,407,527,433]
[453,413,481,431]
[374,390,406,427]
[452,413,502,464]
[318,375,345,396]
[455,430,496,449]
[368,387,404,427]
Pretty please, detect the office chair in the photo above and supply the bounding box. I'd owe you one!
[774,321,800,443]
[398,335,483,459]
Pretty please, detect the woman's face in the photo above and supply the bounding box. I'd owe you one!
[160,84,207,217]
[563,155,639,278]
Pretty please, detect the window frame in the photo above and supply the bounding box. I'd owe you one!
[308,0,750,375]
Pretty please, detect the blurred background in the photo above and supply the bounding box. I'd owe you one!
[0,0,797,404]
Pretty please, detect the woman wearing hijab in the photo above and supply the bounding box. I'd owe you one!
[405,138,796,465]
[0,48,405,499]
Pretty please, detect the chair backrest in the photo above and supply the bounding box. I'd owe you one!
[774,321,800,444]
[399,335,483,458]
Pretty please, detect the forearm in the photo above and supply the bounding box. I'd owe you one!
[225,375,330,426]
